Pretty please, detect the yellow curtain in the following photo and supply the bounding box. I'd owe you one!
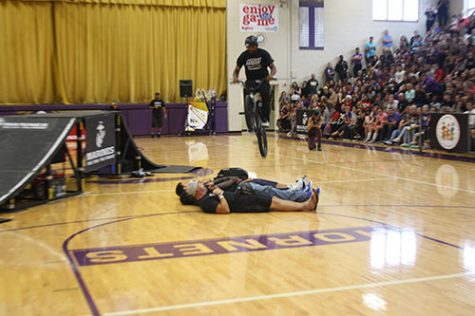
[0,0,226,104]
[15,0,225,8]
[0,1,55,104]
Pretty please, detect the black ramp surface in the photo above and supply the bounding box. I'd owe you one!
[0,116,76,205]
[152,166,200,173]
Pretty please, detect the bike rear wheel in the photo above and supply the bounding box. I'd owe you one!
[254,107,268,158]
[244,95,256,132]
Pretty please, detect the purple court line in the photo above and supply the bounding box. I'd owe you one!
[62,210,464,315]
[320,204,475,209]
[2,204,474,233]
[61,210,200,316]
[275,134,475,163]
[318,212,462,249]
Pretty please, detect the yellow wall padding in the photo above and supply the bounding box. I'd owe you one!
[0,0,226,104]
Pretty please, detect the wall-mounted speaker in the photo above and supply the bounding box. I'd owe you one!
[179,80,193,98]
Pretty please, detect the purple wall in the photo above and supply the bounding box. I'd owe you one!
[0,102,228,136]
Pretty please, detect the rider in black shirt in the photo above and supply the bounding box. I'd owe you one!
[232,35,277,127]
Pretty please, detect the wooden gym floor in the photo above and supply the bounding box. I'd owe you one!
[1,133,475,315]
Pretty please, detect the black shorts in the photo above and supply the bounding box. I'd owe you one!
[229,194,272,213]
[151,110,164,128]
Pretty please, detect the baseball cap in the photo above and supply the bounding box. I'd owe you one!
[185,180,199,196]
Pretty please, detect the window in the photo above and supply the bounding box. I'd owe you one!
[467,0,475,15]
[373,0,419,22]
[299,0,324,50]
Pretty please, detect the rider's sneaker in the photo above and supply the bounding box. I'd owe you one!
[288,178,305,191]
[261,121,270,128]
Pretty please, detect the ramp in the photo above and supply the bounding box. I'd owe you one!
[0,116,76,205]
[117,115,199,173]
[0,111,200,209]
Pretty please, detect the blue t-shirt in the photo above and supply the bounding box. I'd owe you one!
[365,42,376,57]
[383,35,393,48]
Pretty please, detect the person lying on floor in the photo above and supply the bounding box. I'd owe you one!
[177,178,320,214]
[175,176,312,205]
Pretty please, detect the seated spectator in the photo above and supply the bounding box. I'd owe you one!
[279,91,289,105]
[289,81,302,101]
[323,107,341,137]
[405,83,416,103]
[465,101,475,129]
[381,107,401,141]
[363,106,378,142]
[384,107,412,145]
[277,100,291,133]
[331,105,356,139]
[368,107,388,143]
[288,99,303,136]
[407,104,431,148]
[301,80,310,99]
[400,36,410,52]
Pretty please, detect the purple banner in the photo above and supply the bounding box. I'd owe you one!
[71,226,375,266]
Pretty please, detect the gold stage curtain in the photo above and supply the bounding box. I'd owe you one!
[14,0,225,8]
[0,0,226,104]
[0,1,55,104]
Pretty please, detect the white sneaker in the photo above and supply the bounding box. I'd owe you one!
[261,121,270,128]
[302,176,310,188]
[288,178,304,191]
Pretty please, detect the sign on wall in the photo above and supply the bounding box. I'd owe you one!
[240,4,279,32]
[430,113,471,152]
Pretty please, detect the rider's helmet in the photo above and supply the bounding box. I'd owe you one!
[245,35,258,48]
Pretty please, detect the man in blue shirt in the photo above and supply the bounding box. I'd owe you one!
[364,36,377,66]
[382,30,393,53]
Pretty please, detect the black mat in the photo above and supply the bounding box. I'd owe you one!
[151,165,201,173]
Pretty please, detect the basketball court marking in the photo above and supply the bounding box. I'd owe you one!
[63,210,469,316]
[103,271,475,316]
[239,141,475,195]
[2,203,474,234]
[324,161,475,195]
[215,139,474,195]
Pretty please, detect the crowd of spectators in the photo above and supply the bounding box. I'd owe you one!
[277,11,475,150]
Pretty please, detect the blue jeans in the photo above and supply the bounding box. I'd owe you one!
[244,182,309,202]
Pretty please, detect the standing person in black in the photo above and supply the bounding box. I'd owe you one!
[437,0,449,28]
[425,5,438,32]
[307,74,319,96]
[307,110,322,151]
[232,35,277,127]
[335,55,349,82]
[149,92,167,137]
